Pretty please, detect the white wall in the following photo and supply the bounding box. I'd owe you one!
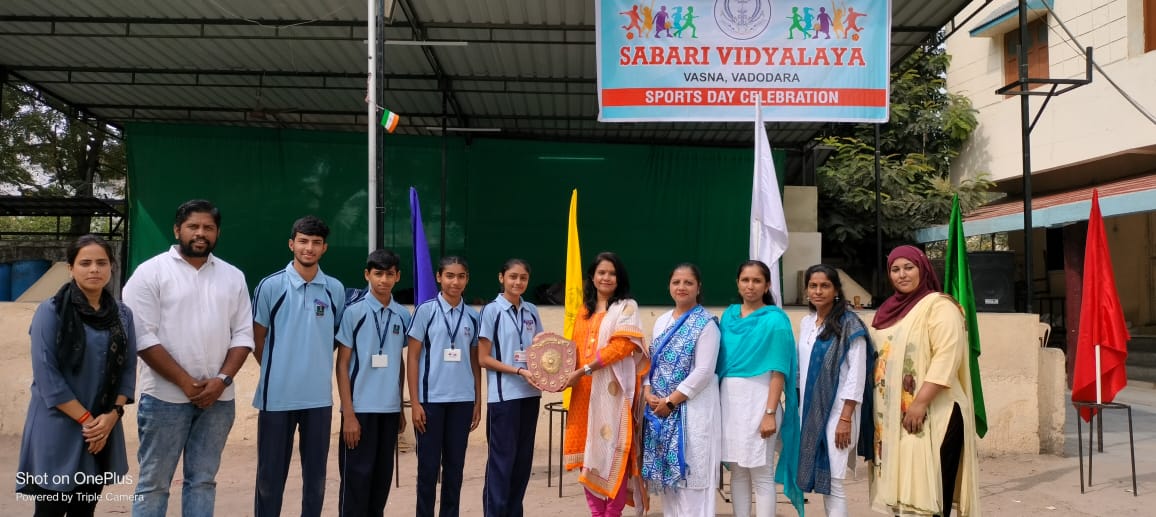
[947,0,1156,182]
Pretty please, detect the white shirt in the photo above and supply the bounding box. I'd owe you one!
[798,313,866,408]
[122,246,254,403]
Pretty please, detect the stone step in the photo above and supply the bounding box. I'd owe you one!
[1127,351,1156,368]
[1127,363,1156,383]
[1129,335,1156,354]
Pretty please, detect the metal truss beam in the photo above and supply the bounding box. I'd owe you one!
[7,65,595,85]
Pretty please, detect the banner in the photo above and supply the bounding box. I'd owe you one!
[596,0,891,122]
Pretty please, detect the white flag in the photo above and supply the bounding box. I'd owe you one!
[750,97,789,306]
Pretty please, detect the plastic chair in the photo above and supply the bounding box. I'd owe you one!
[1038,322,1052,348]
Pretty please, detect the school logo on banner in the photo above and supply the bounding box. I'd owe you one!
[714,0,773,40]
[596,0,891,122]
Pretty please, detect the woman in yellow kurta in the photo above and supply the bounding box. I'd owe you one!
[868,246,980,517]
[564,252,649,517]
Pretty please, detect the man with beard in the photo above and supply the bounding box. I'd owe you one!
[251,215,345,517]
[123,199,254,516]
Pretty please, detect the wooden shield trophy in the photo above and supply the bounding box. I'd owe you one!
[526,332,577,392]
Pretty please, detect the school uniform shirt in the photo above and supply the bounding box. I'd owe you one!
[336,293,412,413]
[407,293,480,404]
[252,262,346,411]
[479,295,544,403]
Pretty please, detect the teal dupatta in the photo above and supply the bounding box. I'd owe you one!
[718,304,804,516]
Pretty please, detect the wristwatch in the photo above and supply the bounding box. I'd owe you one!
[217,373,233,387]
[583,364,593,376]
[113,404,125,417]
[664,398,676,411]
[765,408,776,416]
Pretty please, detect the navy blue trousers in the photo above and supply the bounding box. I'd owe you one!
[255,406,332,517]
[483,397,540,517]
[338,412,400,517]
[416,401,473,517]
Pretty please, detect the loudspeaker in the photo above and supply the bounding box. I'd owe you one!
[969,251,1016,312]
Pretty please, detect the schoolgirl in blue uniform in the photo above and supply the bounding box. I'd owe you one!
[477,259,545,517]
[335,249,411,516]
[406,256,481,517]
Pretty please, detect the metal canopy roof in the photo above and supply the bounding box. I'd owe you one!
[0,196,123,217]
[0,0,978,148]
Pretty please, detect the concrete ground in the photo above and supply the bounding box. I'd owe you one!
[3,383,1154,516]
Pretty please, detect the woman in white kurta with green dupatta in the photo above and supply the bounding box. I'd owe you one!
[868,246,980,517]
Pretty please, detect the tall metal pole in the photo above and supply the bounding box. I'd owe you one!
[366,0,378,253]
[375,0,386,249]
[1018,0,1035,313]
[439,88,448,257]
[874,123,883,301]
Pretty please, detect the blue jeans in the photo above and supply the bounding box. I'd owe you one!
[133,394,235,517]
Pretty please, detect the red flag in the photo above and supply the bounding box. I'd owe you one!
[1071,189,1131,421]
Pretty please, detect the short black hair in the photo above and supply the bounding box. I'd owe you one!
[366,249,401,272]
[67,234,114,266]
[174,199,220,227]
[290,215,330,241]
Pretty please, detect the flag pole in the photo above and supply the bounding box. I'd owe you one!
[1095,344,1102,404]
[366,0,377,253]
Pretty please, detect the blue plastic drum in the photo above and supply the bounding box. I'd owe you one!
[0,263,11,301]
[10,259,51,300]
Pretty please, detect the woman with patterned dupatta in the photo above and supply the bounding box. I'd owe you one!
[718,260,803,517]
[563,252,651,517]
[797,264,874,517]
[868,246,981,517]
[642,263,722,516]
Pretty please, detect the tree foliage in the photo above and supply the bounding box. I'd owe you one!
[816,43,994,264]
[1,81,125,234]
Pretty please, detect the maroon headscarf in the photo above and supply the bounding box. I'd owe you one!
[871,245,942,329]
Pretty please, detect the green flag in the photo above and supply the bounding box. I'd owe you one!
[944,195,988,438]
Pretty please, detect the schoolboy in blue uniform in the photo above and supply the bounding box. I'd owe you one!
[406,256,481,517]
[335,249,411,516]
[251,216,345,517]
[477,259,545,517]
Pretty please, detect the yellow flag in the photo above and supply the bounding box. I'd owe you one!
[562,189,582,409]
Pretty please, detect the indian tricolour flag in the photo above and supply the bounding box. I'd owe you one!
[380,109,400,133]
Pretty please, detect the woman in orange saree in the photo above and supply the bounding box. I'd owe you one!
[563,252,650,517]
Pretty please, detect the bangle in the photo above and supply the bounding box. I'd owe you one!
[77,411,92,424]
[839,417,852,423]
[515,367,523,375]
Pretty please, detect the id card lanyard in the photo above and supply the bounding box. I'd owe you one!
[504,305,527,350]
[372,308,395,356]
[439,301,465,349]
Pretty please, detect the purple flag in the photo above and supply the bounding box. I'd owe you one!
[409,187,437,305]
